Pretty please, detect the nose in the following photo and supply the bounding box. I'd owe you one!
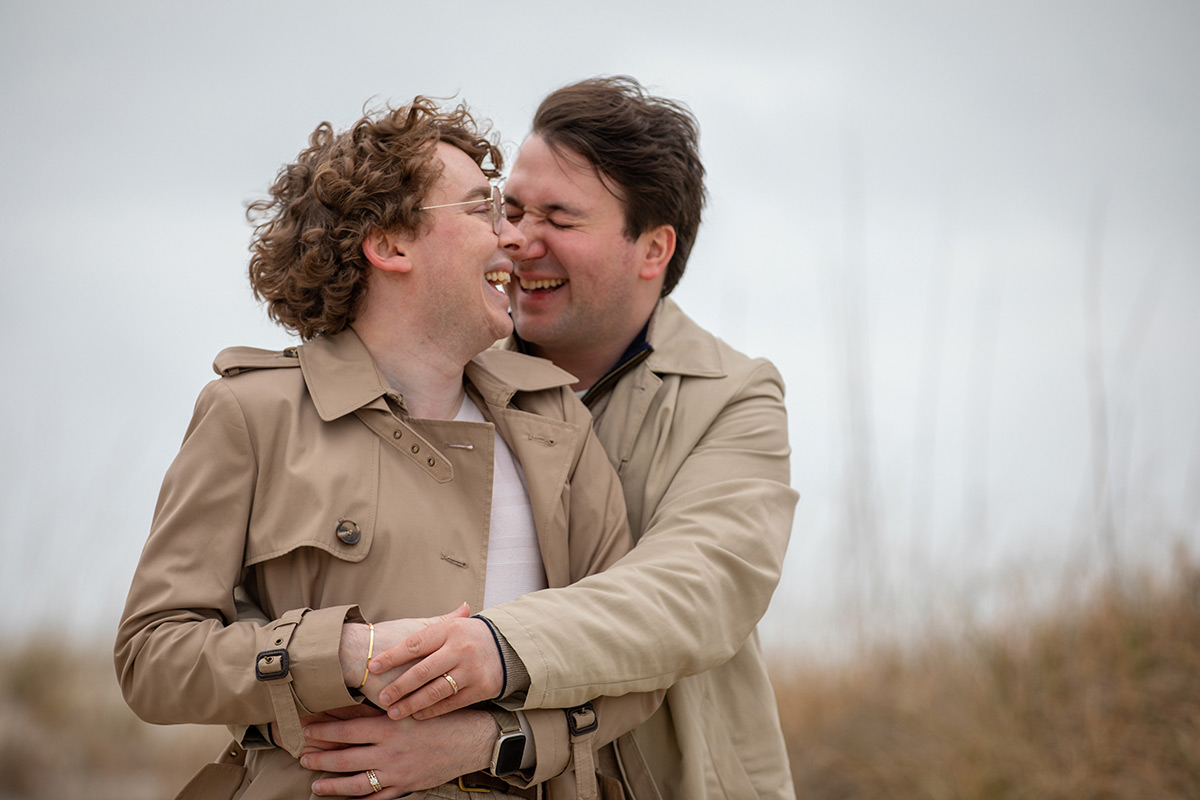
[507,216,547,261]
[499,216,527,252]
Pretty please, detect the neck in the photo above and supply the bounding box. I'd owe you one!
[527,335,633,393]
[351,320,468,419]
[525,300,657,392]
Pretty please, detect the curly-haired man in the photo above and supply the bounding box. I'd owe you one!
[116,98,649,799]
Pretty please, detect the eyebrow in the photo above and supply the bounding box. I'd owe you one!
[505,192,585,218]
[460,184,492,202]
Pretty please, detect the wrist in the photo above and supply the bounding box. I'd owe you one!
[338,622,369,687]
[466,708,500,773]
[474,615,525,699]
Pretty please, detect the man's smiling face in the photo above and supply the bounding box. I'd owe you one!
[504,134,665,368]
[400,142,521,355]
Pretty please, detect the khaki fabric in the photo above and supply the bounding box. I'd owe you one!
[115,329,641,800]
[485,299,798,799]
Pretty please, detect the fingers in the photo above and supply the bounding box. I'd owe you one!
[299,737,346,755]
[378,648,455,710]
[375,617,504,719]
[429,601,472,625]
[304,708,496,797]
[311,770,404,799]
[300,743,376,773]
[367,603,470,674]
[409,693,482,722]
[304,715,389,746]
[388,666,480,720]
[327,704,386,721]
[369,624,448,674]
[302,704,380,727]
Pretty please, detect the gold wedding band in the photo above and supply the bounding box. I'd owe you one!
[366,769,382,792]
[442,672,459,695]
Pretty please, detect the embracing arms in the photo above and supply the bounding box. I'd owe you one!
[373,357,798,713]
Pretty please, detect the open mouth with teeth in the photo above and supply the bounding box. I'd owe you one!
[485,270,511,289]
[518,277,567,292]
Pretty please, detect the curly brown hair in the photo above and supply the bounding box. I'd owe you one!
[532,76,706,296]
[246,98,503,340]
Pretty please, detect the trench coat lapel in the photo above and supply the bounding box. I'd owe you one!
[466,350,582,587]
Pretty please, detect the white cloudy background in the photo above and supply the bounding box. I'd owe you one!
[2,1,1197,658]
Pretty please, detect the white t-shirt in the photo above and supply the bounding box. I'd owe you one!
[454,394,548,608]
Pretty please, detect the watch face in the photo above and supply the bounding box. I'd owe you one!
[493,732,526,776]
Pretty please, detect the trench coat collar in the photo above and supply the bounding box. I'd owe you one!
[642,298,727,380]
[465,349,578,408]
[297,329,396,421]
[299,329,577,422]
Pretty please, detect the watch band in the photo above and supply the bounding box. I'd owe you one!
[487,707,526,777]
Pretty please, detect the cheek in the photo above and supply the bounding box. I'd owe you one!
[545,236,596,275]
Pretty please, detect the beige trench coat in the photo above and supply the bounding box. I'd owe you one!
[114,329,643,799]
[485,299,799,799]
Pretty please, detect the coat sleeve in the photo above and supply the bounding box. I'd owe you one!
[481,359,798,709]
[113,379,361,728]
[508,691,664,787]
[501,402,665,785]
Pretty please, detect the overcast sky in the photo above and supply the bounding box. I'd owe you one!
[2,0,1198,656]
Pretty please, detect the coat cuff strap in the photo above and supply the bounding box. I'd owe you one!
[255,608,307,757]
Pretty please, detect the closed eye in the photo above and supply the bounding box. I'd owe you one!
[505,207,577,230]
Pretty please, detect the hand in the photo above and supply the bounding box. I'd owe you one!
[339,604,473,706]
[300,707,496,798]
[297,704,384,755]
[370,616,504,720]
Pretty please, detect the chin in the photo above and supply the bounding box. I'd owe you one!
[487,314,514,341]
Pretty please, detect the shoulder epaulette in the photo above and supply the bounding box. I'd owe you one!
[212,345,301,377]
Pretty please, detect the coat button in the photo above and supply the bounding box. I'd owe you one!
[336,519,361,545]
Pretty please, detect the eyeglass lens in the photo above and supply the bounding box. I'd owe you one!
[491,185,504,235]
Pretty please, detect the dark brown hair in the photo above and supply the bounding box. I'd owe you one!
[532,76,706,296]
[246,98,502,339]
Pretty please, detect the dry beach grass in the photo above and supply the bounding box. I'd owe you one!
[775,552,1200,798]
[2,553,1197,798]
[0,642,226,799]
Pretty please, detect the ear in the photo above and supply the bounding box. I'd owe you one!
[636,224,676,282]
[362,229,413,274]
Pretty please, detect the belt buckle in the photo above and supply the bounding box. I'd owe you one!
[457,776,492,794]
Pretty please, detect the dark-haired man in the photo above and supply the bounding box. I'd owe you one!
[307,77,799,799]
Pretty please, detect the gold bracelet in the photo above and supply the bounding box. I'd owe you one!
[358,622,375,689]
